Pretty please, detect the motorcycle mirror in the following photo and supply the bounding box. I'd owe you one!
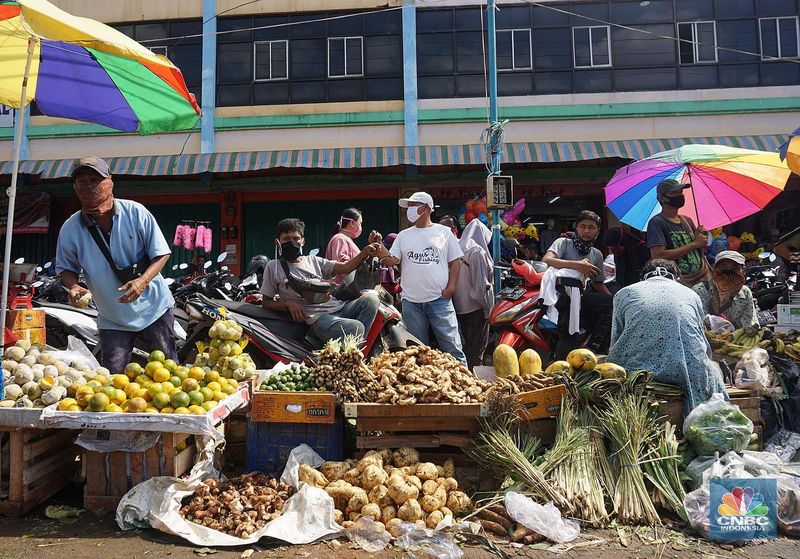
[309,248,319,257]
[31,281,43,288]
[203,261,213,270]
[180,263,189,270]
[44,261,51,269]
[769,253,777,262]
[758,251,772,260]
[165,278,175,286]
[221,266,229,272]
[172,264,178,271]
[217,252,228,263]
[13,257,24,264]
[36,266,42,273]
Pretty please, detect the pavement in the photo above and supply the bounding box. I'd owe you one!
[0,509,796,559]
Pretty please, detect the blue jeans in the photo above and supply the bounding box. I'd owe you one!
[311,292,381,342]
[402,297,467,365]
[100,309,177,373]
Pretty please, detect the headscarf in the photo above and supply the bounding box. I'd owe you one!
[76,176,114,215]
[710,265,746,317]
[459,219,491,254]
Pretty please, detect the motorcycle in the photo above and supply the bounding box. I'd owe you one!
[177,256,418,367]
[488,258,606,362]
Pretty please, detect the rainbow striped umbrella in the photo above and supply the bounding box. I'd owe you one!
[779,126,800,176]
[0,0,200,133]
[605,144,791,231]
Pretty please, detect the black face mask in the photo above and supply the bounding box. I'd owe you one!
[662,194,686,208]
[279,240,303,261]
[573,236,596,256]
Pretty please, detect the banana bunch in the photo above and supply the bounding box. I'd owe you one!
[771,330,800,361]
[708,325,769,359]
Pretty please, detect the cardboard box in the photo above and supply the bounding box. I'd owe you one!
[777,304,800,328]
[251,376,336,424]
[12,327,45,346]
[516,384,568,421]
[6,309,45,330]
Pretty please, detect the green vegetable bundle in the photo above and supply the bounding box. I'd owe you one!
[683,393,754,456]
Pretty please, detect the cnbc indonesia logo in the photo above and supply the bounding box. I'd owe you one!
[716,486,771,532]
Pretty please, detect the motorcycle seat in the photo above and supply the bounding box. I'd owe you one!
[211,299,297,322]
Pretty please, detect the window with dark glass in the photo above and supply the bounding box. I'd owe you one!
[150,45,168,58]
[573,26,611,68]
[328,36,363,77]
[678,21,717,63]
[497,29,532,71]
[760,17,799,59]
[254,40,288,81]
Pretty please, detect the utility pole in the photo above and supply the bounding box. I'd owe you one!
[486,0,503,296]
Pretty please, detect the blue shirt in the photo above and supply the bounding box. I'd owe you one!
[55,199,174,332]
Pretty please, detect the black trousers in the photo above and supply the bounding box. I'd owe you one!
[457,309,490,370]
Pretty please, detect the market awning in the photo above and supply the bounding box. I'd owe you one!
[1,134,786,179]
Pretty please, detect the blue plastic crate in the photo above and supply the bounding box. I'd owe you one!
[245,415,344,476]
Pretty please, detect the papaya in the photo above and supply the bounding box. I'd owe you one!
[544,360,573,376]
[566,349,598,373]
[519,349,543,375]
[493,344,519,378]
[596,362,626,380]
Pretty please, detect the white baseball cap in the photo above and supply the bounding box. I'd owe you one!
[399,191,434,209]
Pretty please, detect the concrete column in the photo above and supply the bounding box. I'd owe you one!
[201,0,217,154]
[402,0,418,148]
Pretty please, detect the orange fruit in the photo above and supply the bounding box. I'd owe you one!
[188,390,205,406]
[152,367,171,383]
[152,392,171,409]
[181,378,199,393]
[188,367,206,381]
[113,389,127,406]
[212,390,227,402]
[127,397,147,412]
[174,407,190,415]
[160,406,175,414]
[200,387,214,402]
[124,382,141,398]
[88,393,110,412]
[144,407,159,413]
[169,376,182,388]
[149,350,166,363]
[147,383,164,397]
[144,361,161,376]
[202,401,217,411]
[163,359,178,373]
[124,362,143,379]
[188,405,205,415]
[171,391,191,409]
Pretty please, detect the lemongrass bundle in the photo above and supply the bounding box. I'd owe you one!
[643,422,687,521]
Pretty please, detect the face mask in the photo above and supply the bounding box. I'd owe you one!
[572,235,595,256]
[341,217,362,239]
[662,194,686,208]
[76,176,114,215]
[406,207,421,223]
[279,240,303,261]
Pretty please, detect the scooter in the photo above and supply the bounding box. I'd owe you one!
[488,258,604,362]
[179,292,418,368]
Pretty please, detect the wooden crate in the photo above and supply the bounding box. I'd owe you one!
[251,379,336,424]
[517,385,568,421]
[0,427,79,517]
[344,403,486,450]
[82,430,205,513]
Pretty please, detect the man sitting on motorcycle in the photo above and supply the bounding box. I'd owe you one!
[260,218,383,341]
[541,210,612,354]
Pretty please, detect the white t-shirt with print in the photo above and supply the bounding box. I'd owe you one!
[390,223,463,303]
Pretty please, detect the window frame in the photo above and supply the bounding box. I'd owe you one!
[758,16,800,61]
[253,39,289,82]
[677,20,718,64]
[149,45,169,58]
[572,25,612,69]
[497,28,533,72]
[327,36,365,78]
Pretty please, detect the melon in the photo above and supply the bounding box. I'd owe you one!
[544,360,573,376]
[596,362,626,380]
[519,349,543,375]
[493,344,519,378]
[566,349,598,373]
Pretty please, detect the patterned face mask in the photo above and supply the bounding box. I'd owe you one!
[711,269,745,315]
[76,176,114,215]
[572,235,595,256]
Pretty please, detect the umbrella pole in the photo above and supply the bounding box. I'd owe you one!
[1,37,35,355]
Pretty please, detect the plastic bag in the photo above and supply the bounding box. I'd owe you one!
[774,474,800,538]
[684,393,754,456]
[345,518,392,553]
[48,336,101,371]
[686,451,783,489]
[394,521,464,559]
[734,348,776,395]
[766,430,800,463]
[504,491,579,543]
[704,315,735,334]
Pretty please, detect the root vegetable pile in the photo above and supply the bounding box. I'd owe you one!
[489,373,554,394]
[309,337,381,403]
[310,339,490,404]
[370,346,491,404]
[179,473,294,538]
[475,504,544,544]
[299,447,470,537]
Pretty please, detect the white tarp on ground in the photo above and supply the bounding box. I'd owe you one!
[116,444,343,546]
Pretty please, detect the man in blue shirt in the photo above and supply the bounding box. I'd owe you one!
[55,157,176,373]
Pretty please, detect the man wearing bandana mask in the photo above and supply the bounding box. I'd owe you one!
[542,211,613,353]
[55,157,176,373]
[692,251,757,329]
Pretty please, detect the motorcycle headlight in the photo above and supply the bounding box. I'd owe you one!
[494,300,530,324]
